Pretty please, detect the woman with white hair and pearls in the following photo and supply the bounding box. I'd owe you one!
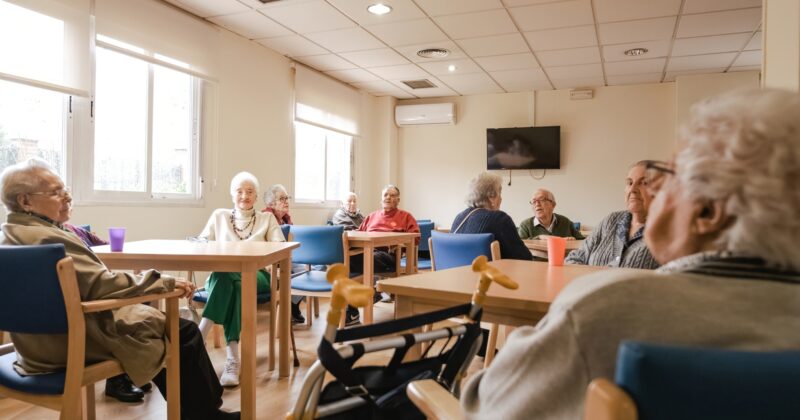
[197,171,284,387]
[461,89,800,419]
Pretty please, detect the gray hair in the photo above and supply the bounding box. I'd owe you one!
[677,88,800,270]
[465,172,502,208]
[229,171,259,196]
[341,191,357,203]
[382,184,399,196]
[533,188,556,204]
[264,184,288,206]
[0,158,58,212]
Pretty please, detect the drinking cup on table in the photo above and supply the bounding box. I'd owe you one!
[547,236,567,266]
[108,227,126,252]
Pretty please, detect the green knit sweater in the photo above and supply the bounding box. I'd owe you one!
[518,213,584,240]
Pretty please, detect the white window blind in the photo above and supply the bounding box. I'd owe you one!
[295,65,361,135]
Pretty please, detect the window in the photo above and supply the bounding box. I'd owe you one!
[294,121,352,203]
[91,44,201,200]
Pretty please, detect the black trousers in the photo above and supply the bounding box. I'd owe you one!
[348,249,397,274]
[152,318,225,420]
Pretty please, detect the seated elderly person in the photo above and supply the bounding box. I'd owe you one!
[331,192,364,231]
[451,172,532,261]
[564,160,659,269]
[518,189,583,240]
[0,159,238,419]
[261,184,292,225]
[461,88,800,419]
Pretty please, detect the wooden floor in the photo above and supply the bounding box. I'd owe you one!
[0,299,487,419]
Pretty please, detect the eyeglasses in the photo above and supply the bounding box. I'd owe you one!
[29,187,71,198]
[644,161,675,193]
[277,196,291,203]
[529,198,552,205]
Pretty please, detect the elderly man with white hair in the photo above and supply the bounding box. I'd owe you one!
[331,191,364,231]
[518,188,583,240]
[461,89,800,419]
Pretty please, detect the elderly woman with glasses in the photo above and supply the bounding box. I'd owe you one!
[563,160,659,269]
[518,188,584,240]
[262,184,292,225]
[0,159,239,419]
[461,89,800,419]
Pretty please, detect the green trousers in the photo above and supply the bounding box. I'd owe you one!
[202,270,269,343]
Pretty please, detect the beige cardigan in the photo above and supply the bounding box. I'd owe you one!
[1,212,173,386]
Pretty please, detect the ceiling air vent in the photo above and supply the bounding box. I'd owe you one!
[417,48,450,59]
[402,79,437,89]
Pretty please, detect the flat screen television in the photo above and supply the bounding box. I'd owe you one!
[486,126,560,170]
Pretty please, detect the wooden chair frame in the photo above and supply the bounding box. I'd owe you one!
[0,256,182,420]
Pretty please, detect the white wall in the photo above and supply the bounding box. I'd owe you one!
[675,71,760,129]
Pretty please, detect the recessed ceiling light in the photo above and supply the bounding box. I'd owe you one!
[417,48,450,59]
[367,3,392,15]
[624,47,649,57]
[447,64,456,72]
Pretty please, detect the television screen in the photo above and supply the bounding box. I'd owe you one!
[487,126,560,170]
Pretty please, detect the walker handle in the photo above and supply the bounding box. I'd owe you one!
[470,255,518,307]
[326,263,374,326]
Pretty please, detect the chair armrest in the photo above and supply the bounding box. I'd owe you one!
[407,379,464,420]
[82,289,184,313]
[584,378,637,420]
[0,342,14,356]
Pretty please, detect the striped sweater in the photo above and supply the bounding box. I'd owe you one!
[565,210,659,269]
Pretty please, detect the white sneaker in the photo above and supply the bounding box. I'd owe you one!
[220,358,240,387]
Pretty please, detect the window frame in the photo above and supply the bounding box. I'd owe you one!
[292,118,355,209]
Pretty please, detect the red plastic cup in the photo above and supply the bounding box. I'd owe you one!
[547,236,567,266]
[109,227,126,252]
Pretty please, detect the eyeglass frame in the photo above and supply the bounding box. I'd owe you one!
[529,198,553,205]
[277,195,292,203]
[28,187,72,198]
[644,161,675,193]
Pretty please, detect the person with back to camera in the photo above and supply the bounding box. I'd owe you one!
[461,88,800,419]
[564,160,659,269]
[0,158,239,419]
[518,188,584,240]
[331,191,364,231]
[197,172,284,387]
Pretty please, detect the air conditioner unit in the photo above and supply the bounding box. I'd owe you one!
[395,103,455,126]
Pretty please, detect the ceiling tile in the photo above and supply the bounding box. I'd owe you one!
[238,0,318,9]
[304,27,385,53]
[416,0,504,16]
[339,48,410,67]
[552,76,605,89]
[391,77,458,97]
[537,47,601,67]
[682,0,762,14]
[367,19,449,47]
[327,0,426,26]
[367,64,431,80]
[490,68,552,92]
[598,16,677,45]
[664,68,726,81]
[434,9,517,39]
[474,53,541,71]
[208,11,292,39]
[508,0,594,32]
[728,65,760,72]
[173,0,249,18]
[594,0,681,23]
[606,73,663,86]
[602,40,671,62]
[545,63,603,80]
[294,54,357,71]
[604,58,666,75]
[666,52,737,71]
[676,8,761,38]
[671,33,752,56]
[744,31,761,51]
[395,41,469,63]
[324,68,381,83]
[732,50,761,67]
[260,0,355,34]
[503,0,574,6]
[436,72,505,95]
[456,33,530,57]
[256,35,329,57]
[525,25,597,52]
[418,59,483,76]
[353,81,417,98]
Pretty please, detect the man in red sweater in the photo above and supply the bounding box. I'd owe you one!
[347,184,420,325]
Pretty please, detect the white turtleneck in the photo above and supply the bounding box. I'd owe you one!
[199,207,285,242]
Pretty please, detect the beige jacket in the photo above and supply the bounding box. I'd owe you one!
[1,212,173,386]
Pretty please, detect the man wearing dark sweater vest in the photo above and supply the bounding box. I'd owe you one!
[518,188,584,240]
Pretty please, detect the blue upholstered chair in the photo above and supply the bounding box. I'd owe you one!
[401,221,434,271]
[289,225,347,327]
[280,224,291,241]
[585,341,800,420]
[0,244,181,419]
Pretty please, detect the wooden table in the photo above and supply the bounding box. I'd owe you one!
[93,239,299,420]
[346,231,420,324]
[524,238,584,257]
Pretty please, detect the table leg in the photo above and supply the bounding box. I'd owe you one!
[240,266,257,420]
[396,296,422,361]
[165,295,180,420]
[279,256,291,377]
[363,246,374,324]
[408,239,417,274]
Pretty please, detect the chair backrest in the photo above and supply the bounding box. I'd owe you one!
[614,340,800,420]
[417,221,434,252]
[0,244,69,334]
[416,219,432,224]
[429,231,496,271]
[280,224,291,241]
[290,225,345,266]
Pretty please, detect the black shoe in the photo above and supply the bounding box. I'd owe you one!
[372,291,382,304]
[291,302,306,324]
[105,374,144,403]
[139,382,152,392]
[216,410,241,420]
[345,307,361,327]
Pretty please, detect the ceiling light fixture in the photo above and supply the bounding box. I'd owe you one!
[624,47,649,57]
[367,3,392,15]
[447,64,456,72]
[417,48,450,59]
